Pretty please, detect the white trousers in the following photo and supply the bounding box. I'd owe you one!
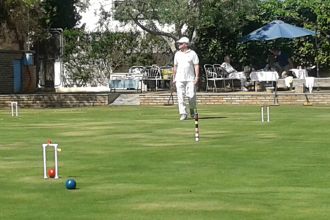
[305,77,315,93]
[176,81,196,115]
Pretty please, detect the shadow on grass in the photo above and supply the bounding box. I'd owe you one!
[199,116,227,120]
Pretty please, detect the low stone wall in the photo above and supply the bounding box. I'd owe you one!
[140,92,330,106]
[1,92,329,108]
[0,93,119,108]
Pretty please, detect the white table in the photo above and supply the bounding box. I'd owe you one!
[290,68,308,79]
[250,71,279,92]
[250,71,279,82]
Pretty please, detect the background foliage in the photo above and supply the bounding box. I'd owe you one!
[0,0,329,78]
[63,29,172,77]
[101,0,329,72]
[0,0,43,50]
[196,0,329,72]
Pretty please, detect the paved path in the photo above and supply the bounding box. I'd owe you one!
[110,94,140,105]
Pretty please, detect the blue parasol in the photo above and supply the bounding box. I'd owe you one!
[241,20,316,42]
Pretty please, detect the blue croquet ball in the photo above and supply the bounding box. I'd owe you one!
[65,179,76,190]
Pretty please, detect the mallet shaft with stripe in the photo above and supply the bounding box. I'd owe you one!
[194,113,200,142]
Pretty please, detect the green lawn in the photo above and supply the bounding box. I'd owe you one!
[1,105,330,220]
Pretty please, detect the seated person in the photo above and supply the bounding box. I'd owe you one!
[269,49,294,78]
[263,54,277,71]
[221,55,250,91]
[270,49,297,90]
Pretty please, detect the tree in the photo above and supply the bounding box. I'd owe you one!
[305,0,330,70]
[0,0,88,50]
[0,0,43,50]
[62,29,171,86]
[195,0,259,67]
[64,30,171,69]
[36,0,88,59]
[40,0,86,30]
[100,0,258,57]
[100,0,203,52]
[245,0,330,70]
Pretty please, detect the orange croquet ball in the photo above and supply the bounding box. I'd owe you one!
[48,168,56,178]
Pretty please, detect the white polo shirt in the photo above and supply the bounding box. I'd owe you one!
[174,49,199,82]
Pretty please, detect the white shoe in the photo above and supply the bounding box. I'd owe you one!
[241,87,248,92]
[180,114,187,121]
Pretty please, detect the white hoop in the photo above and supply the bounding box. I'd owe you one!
[42,143,59,179]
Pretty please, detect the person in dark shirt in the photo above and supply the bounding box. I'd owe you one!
[270,49,294,78]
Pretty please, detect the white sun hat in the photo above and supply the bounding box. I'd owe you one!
[177,37,190,44]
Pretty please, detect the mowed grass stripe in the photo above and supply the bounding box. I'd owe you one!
[0,105,330,219]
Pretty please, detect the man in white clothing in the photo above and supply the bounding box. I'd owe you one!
[173,37,200,121]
